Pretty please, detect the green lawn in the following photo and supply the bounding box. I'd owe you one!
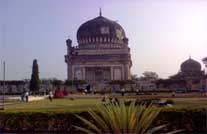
[4,94,207,111]
[5,98,103,111]
[170,97,207,107]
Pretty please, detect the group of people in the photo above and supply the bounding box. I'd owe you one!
[101,96,120,106]
[21,91,29,102]
[20,90,56,103]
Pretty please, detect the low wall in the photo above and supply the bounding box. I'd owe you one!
[5,95,47,102]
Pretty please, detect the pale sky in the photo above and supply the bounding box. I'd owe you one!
[0,0,206,80]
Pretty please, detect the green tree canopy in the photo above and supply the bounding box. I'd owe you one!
[64,80,87,86]
[51,79,63,88]
[141,71,159,80]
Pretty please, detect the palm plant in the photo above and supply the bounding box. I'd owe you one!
[73,101,182,134]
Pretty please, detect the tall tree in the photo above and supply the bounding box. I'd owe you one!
[30,59,40,93]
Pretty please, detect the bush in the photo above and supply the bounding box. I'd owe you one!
[0,107,206,133]
[166,99,174,104]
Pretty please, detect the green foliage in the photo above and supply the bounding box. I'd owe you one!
[109,80,135,86]
[51,79,63,88]
[142,71,158,80]
[166,99,174,104]
[64,80,87,86]
[0,107,206,133]
[29,59,40,93]
[73,101,178,134]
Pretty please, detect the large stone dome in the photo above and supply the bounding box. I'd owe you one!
[181,57,201,73]
[76,14,126,45]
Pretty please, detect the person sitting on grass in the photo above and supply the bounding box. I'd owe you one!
[114,97,120,106]
[101,96,106,102]
[109,97,113,103]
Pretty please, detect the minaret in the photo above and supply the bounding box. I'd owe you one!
[202,57,207,74]
[65,38,72,80]
[202,57,207,90]
[66,38,72,54]
[99,8,102,16]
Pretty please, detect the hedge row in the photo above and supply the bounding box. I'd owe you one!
[0,107,206,133]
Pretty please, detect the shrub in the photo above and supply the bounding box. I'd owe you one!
[0,107,206,133]
[166,99,174,104]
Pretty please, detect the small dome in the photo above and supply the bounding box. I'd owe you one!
[181,57,201,73]
[77,15,126,45]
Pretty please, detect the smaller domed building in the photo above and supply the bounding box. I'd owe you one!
[170,57,205,90]
[180,57,202,75]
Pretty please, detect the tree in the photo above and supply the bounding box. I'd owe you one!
[30,59,40,93]
[51,79,63,89]
[131,74,139,81]
[142,71,158,80]
[64,80,87,86]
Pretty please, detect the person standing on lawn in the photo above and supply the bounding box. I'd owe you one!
[121,88,125,96]
[49,90,53,102]
[25,91,29,102]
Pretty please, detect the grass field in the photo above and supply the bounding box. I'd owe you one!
[4,93,207,111]
[5,98,102,111]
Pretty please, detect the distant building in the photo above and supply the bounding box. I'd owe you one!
[0,80,28,94]
[0,80,54,94]
[169,57,205,91]
[135,79,157,91]
[65,11,132,83]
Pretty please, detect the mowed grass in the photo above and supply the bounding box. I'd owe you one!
[5,98,103,111]
[170,97,207,107]
[4,95,207,111]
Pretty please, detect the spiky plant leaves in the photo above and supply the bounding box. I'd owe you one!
[165,130,184,134]
[87,109,109,131]
[127,101,139,132]
[146,124,166,134]
[74,101,179,134]
[74,114,102,134]
[137,106,161,134]
[73,126,97,134]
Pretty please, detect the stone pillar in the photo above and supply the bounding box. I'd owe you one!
[110,66,113,80]
[67,64,72,80]
[122,65,125,80]
[71,65,75,80]
[83,67,86,80]
[124,64,129,80]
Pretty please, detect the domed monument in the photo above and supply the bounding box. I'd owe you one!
[170,56,205,90]
[180,57,202,75]
[65,11,132,82]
